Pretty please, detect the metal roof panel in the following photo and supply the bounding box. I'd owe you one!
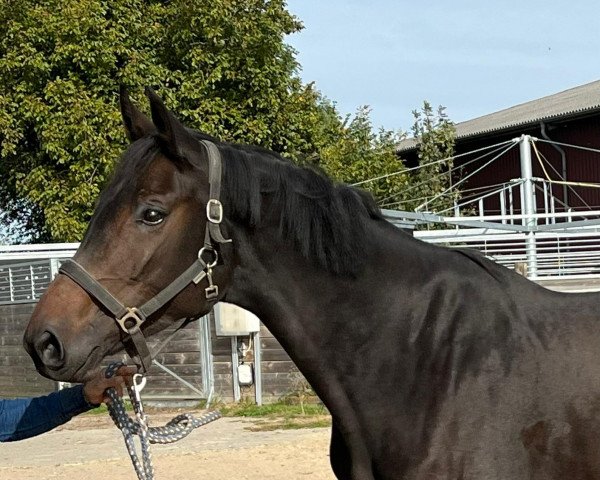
[398,80,600,152]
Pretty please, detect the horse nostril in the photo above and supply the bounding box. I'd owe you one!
[35,331,65,370]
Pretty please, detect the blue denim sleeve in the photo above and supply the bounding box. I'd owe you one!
[0,385,95,442]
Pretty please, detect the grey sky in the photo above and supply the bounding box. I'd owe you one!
[286,0,600,132]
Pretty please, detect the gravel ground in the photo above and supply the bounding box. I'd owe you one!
[0,413,335,480]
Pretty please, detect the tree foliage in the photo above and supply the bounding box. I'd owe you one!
[0,0,456,242]
[317,102,456,213]
[0,0,333,241]
[404,101,456,212]
[316,106,408,203]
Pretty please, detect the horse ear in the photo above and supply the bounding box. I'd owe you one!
[119,86,155,141]
[145,87,194,161]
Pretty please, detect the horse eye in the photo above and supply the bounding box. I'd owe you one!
[141,209,166,226]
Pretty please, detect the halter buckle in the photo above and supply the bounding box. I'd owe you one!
[206,199,223,224]
[117,307,144,333]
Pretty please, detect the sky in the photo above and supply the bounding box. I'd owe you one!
[285,0,600,133]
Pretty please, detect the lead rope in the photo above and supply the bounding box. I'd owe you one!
[104,362,222,480]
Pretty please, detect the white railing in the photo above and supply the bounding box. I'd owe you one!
[416,228,600,279]
[0,245,76,305]
[0,259,53,304]
[0,243,78,261]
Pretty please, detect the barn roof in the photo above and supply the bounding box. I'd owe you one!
[398,79,600,152]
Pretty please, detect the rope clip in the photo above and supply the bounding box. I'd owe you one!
[132,373,147,405]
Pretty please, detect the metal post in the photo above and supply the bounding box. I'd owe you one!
[519,135,538,277]
[199,314,215,408]
[500,190,506,224]
[8,267,13,303]
[519,182,524,219]
[532,182,538,220]
[253,330,262,406]
[231,335,241,402]
[549,183,556,224]
[29,265,35,300]
[542,181,549,224]
[509,185,514,224]
[49,258,60,279]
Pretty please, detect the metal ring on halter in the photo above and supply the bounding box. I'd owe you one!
[198,247,218,268]
[117,307,145,333]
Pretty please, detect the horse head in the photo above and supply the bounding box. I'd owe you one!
[24,88,235,382]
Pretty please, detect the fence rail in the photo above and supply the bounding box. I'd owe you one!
[3,219,600,303]
[415,228,600,279]
[0,260,53,305]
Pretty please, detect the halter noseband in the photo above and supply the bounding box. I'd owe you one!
[58,140,231,373]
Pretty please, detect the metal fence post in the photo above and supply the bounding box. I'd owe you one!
[519,135,538,277]
[49,258,60,279]
[253,330,262,406]
[200,313,216,408]
[231,335,241,402]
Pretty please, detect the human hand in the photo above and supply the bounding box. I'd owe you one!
[82,366,137,405]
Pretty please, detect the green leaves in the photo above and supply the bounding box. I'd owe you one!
[315,101,456,214]
[0,0,313,241]
[0,0,456,242]
[316,106,406,201]
[407,102,457,212]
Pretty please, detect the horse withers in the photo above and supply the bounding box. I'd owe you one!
[24,89,600,480]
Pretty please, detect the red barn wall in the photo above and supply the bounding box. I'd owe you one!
[449,114,600,214]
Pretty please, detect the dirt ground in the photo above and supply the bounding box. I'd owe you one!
[0,411,335,480]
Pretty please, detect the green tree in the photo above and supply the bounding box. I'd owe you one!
[316,106,409,202]
[0,0,336,241]
[317,102,456,213]
[0,1,456,242]
[407,101,456,212]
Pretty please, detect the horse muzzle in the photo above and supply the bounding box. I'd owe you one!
[23,277,114,382]
[24,330,103,382]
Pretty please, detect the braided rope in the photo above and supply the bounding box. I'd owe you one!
[105,362,222,480]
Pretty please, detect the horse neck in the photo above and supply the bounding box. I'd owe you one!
[223,220,408,478]
[221,216,434,391]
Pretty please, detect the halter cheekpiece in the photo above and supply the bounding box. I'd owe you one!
[58,140,231,372]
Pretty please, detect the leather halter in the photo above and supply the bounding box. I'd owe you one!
[58,140,231,372]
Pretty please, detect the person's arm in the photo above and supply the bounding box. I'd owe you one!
[0,384,95,442]
[0,366,134,442]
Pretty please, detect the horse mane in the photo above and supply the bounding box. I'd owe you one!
[190,132,384,276]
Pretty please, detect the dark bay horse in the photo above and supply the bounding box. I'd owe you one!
[24,89,600,480]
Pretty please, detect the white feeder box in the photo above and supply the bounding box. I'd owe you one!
[214,302,260,336]
[213,302,263,405]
